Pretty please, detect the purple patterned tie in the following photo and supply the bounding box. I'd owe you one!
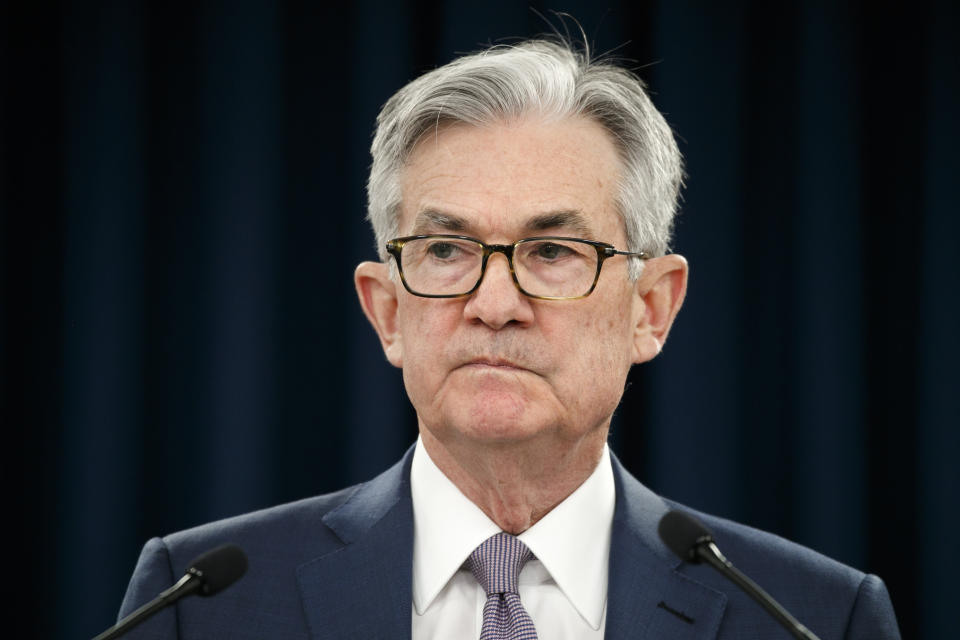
[468,533,539,640]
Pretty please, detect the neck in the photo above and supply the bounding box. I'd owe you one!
[419,425,608,534]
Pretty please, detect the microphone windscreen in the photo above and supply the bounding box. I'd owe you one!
[188,544,248,596]
[658,510,713,563]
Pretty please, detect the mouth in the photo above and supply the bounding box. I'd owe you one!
[460,358,529,372]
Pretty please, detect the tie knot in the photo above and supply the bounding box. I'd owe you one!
[468,533,533,596]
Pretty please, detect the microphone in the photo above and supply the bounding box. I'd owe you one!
[93,544,247,640]
[658,510,820,640]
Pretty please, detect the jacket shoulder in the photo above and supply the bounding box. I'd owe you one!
[163,485,359,563]
[117,446,415,639]
[684,507,865,589]
[667,504,900,639]
[116,487,363,638]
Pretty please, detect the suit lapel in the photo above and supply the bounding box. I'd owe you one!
[605,454,726,640]
[293,448,727,639]
[296,451,415,640]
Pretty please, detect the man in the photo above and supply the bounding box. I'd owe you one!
[117,39,900,639]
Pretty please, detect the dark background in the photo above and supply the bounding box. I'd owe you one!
[2,1,957,638]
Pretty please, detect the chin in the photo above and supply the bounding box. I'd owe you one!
[446,394,553,444]
[421,372,563,444]
[465,421,541,443]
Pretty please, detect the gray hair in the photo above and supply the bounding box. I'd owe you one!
[366,39,683,278]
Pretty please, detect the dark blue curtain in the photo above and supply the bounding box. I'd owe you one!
[2,1,956,638]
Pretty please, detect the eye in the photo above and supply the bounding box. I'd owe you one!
[533,242,573,260]
[427,241,460,260]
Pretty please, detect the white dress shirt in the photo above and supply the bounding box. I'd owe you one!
[410,437,615,639]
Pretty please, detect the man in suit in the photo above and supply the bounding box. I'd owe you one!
[118,39,900,638]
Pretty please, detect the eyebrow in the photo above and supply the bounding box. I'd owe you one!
[410,208,595,238]
[525,210,593,237]
[411,210,467,234]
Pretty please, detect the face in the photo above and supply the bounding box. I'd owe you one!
[388,116,646,449]
[356,116,687,455]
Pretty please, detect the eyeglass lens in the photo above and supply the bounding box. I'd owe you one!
[398,237,599,298]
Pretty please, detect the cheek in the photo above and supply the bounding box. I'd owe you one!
[396,300,458,391]
[398,297,446,344]
[556,310,634,401]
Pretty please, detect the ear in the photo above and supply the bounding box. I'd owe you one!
[631,254,688,364]
[354,261,404,368]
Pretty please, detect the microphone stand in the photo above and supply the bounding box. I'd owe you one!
[695,540,820,640]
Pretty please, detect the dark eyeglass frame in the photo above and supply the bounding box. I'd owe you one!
[385,234,648,300]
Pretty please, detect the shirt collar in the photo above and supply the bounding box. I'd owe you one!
[410,437,615,629]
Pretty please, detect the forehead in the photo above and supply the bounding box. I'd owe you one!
[398,116,625,242]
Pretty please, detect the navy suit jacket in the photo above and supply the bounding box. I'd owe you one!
[118,448,900,639]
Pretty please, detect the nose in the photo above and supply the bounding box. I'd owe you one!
[462,252,534,330]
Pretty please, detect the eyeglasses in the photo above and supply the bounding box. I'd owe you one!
[386,235,647,300]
